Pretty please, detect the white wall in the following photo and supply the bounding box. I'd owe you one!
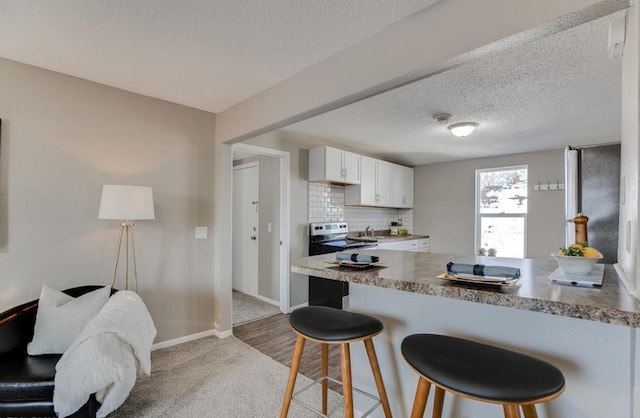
[0,58,216,342]
[413,149,565,258]
[619,1,640,294]
[349,283,634,418]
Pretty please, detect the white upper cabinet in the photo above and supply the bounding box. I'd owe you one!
[357,155,377,206]
[376,159,392,207]
[391,164,414,208]
[346,157,413,208]
[309,146,361,185]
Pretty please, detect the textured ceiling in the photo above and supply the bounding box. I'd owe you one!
[0,0,438,112]
[281,14,623,166]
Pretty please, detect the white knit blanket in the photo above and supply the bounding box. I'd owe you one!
[54,291,157,418]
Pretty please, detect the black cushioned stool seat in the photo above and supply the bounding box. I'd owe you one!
[402,334,565,418]
[289,306,383,342]
[280,306,392,418]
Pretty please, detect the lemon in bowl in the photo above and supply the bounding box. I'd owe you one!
[552,245,603,275]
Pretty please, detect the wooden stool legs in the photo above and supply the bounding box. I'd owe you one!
[409,377,539,418]
[521,404,538,418]
[280,335,392,418]
[280,335,305,418]
[504,405,521,418]
[340,343,354,418]
[364,338,393,417]
[433,387,445,418]
[321,343,328,415]
[410,377,431,418]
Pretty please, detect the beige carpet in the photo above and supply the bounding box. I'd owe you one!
[232,290,281,326]
[110,336,343,417]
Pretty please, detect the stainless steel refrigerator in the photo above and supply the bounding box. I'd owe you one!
[565,144,621,263]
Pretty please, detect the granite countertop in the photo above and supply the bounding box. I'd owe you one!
[291,250,640,327]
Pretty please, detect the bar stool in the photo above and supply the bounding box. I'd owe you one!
[280,306,393,418]
[402,334,565,418]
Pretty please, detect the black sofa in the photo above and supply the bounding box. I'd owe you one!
[0,286,115,418]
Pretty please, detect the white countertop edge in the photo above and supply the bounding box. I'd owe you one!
[615,263,640,303]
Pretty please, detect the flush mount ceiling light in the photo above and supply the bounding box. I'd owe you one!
[448,122,479,137]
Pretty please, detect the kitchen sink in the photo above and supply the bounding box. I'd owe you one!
[350,235,413,242]
[350,237,378,242]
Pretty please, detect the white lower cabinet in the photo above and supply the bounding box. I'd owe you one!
[377,239,420,252]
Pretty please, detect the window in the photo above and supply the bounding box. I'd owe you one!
[476,166,528,258]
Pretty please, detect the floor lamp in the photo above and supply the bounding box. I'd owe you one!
[99,185,155,292]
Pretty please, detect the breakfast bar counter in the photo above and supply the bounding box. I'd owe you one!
[291,251,640,418]
[291,250,640,327]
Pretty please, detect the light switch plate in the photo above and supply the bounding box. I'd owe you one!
[195,226,208,239]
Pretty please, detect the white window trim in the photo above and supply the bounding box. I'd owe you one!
[475,165,528,257]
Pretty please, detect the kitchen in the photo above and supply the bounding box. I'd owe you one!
[235,7,640,418]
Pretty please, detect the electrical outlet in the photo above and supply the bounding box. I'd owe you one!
[268,222,272,232]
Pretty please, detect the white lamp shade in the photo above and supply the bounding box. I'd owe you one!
[99,185,155,220]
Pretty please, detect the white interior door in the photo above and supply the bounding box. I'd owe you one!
[232,163,259,296]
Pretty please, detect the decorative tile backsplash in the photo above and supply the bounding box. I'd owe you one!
[308,183,413,233]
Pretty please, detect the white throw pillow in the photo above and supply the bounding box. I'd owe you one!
[27,285,111,355]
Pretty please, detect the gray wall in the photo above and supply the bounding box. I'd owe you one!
[233,155,281,302]
[413,149,565,258]
[0,58,216,342]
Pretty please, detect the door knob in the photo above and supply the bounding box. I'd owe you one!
[250,236,257,240]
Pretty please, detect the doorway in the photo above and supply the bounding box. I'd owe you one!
[232,162,260,297]
[231,143,291,326]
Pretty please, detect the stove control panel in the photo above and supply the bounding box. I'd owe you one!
[310,222,349,236]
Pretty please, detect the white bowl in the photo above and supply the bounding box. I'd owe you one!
[552,252,603,275]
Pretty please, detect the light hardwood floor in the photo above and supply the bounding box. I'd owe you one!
[234,313,344,393]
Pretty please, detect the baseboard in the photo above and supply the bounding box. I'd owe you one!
[152,328,232,350]
[289,302,308,311]
[256,294,280,307]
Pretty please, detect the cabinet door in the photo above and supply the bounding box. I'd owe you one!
[342,151,361,184]
[377,240,410,251]
[378,240,419,251]
[376,160,392,207]
[419,238,430,252]
[324,146,345,182]
[402,166,414,208]
[406,239,420,252]
[390,164,404,207]
[389,164,414,208]
[359,156,377,205]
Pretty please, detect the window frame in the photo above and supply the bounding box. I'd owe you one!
[475,165,528,258]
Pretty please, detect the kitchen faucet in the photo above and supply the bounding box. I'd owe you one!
[365,225,373,238]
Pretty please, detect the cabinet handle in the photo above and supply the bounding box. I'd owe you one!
[344,169,348,179]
